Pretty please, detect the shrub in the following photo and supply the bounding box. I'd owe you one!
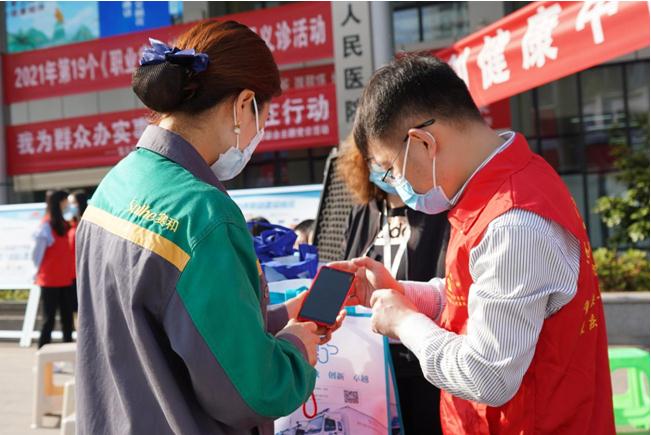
[593,248,650,292]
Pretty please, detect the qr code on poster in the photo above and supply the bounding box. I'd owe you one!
[344,390,359,404]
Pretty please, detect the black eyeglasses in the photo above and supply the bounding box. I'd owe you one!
[381,118,436,185]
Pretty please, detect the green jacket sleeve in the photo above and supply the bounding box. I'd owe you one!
[174,221,317,418]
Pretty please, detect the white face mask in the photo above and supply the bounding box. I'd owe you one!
[393,132,452,215]
[211,97,265,181]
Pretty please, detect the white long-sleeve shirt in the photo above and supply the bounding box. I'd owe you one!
[32,221,54,270]
[396,132,581,407]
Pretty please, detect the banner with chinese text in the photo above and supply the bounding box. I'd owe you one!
[437,1,650,107]
[6,108,150,175]
[258,84,338,153]
[3,1,333,103]
[7,80,337,175]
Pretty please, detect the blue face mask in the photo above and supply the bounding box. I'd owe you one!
[368,162,398,195]
[393,134,452,215]
[62,205,76,221]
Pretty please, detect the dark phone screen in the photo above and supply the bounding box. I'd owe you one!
[299,267,355,325]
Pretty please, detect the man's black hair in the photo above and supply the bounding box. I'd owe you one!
[353,53,483,157]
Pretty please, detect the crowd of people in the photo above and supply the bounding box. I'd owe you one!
[30,18,614,435]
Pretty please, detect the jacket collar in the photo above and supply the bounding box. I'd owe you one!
[448,133,533,234]
[136,125,226,193]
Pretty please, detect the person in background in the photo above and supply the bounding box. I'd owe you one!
[248,216,270,237]
[75,21,344,434]
[67,189,88,318]
[32,189,75,348]
[293,219,315,248]
[337,138,448,435]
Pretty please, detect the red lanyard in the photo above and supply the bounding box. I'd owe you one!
[302,392,318,418]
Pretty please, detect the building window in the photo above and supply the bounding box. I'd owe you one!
[510,60,649,247]
[393,7,420,46]
[421,2,469,41]
[626,62,650,148]
[392,2,469,47]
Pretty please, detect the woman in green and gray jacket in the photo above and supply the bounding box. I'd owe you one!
[75,21,343,435]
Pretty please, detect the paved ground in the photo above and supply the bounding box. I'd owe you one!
[0,342,66,435]
[0,340,647,434]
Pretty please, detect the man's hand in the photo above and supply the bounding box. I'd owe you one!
[329,257,403,307]
[370,289,419,339]
[280,319,321,366]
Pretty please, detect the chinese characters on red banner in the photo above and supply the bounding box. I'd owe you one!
[438,1,649,107]
[7,73,338,174]
[7,109,150,175]
[3,2,334,104]
[258,85,338,153]
[12,47,142,90]
[4,2,338,175]
[280,64,335,92]
[248,15,327,53]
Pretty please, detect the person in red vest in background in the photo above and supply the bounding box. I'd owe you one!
[32,190,76,348]
[333,54,615,434]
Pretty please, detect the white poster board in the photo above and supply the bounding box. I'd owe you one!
[230,184,323,227]
[0,202,46,346]
[275,316,391,435]
[0,202,45,287]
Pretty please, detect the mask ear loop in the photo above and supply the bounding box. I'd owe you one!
[235,97,260,153]
[233,102,241,150]
[253,97,260,133]
[401,136,411,179]
[423,131,438,187]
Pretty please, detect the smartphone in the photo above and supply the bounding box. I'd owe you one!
[297,266,355,327]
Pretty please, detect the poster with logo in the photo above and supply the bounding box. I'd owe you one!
[275,315,392,435]
[0,203,45,289]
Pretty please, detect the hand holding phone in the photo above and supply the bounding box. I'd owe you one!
[280,319,320,365]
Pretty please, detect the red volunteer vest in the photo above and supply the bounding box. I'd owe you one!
[439,134,615,434]
[35,220,75,287]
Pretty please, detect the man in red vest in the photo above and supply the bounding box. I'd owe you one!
[335,54,615,434]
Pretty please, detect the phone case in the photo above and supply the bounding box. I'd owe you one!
[296,266,355,328]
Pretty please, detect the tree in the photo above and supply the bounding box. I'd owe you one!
[594,116,650,248]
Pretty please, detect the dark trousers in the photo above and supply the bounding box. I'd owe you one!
[38,285,74,348]
[390,343,443,435]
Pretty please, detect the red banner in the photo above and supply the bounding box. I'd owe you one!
[258,84,338,153]
[437,1,649,107]
[7,82,337,175]
[480,99,512,130]
[7,109,150,175]
[3,2,333,104]
[280,64,335,92]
